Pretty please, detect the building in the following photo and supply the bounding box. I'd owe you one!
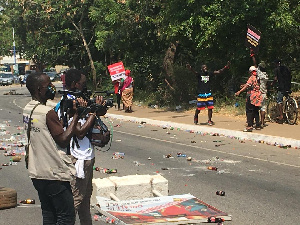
[0,55,32,75]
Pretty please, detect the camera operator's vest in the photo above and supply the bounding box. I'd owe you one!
[23,100,76,181]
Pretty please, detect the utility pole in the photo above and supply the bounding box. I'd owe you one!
[12,28,18,76]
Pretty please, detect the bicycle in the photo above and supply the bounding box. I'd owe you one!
[266,90,298,125]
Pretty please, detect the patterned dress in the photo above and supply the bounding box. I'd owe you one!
[247,74,262,107]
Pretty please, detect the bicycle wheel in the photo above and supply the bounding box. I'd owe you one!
[266,99,278,123]
[285,97,298,125]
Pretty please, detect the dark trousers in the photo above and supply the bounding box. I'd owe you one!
[246,96,260,127]
[32,179,75,225]
[116,93,121,109]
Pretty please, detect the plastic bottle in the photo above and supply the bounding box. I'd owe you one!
[208,217,224,223]
[207,166,218,171]
[177,152,186,157]
[113,152,125,156]
[20,199,35,204]
[106,169,117,174]
[216,191,225,196]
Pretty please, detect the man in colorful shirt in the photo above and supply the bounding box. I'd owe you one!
[235,66,263,132]
[187,62,230,125]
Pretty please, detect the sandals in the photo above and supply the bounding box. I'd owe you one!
[243,127,253,132]
[276,117,284,124]
[277,119,284,124]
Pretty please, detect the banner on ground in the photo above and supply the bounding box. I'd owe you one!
[96,194,230,224]
[107,62,126,81]
[245,24,262,53]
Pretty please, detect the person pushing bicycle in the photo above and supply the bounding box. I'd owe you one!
[272,59,292,124]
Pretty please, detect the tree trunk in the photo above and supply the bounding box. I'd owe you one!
[163,41,178,90]
[72,20,97,90]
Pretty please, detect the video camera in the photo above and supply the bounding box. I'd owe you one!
[91,90,114,108]
[58,89,114,116]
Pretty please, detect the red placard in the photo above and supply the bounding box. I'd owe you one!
[107,62,126,81]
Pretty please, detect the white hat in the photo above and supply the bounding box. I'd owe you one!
[249,66,257,72]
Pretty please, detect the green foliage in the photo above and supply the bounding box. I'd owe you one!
[0,0,299,106]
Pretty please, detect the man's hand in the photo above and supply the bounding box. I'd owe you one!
[95,95,105,105]
[250,48,255,57]
[94,95,107,116]
[73,98,89,118]
[76,98,87,108]
[226,61,230,69]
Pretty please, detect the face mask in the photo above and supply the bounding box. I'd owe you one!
[45,85,56,100]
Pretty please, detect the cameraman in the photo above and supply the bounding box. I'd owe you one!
[59,69,107,225]
[24,72,86,225]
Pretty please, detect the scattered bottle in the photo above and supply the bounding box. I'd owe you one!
[20,199,35,204]
[1,163,9,166]
[207,166,218,171]
[105,169,117,174]
[164,154,172,158]
[99,168,117,174]
[112,152,125,159]
[177,152,186,157]
[94,166,100,171]
[208,216,224,223]
[105,217,115,223]
[216,191,225,196]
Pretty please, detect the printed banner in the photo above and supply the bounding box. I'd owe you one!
[107,62,126,81]
[245,24,262,53]
[96,194,229,224]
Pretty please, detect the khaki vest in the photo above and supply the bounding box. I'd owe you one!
[23,100,76,181]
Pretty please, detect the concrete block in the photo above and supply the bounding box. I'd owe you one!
[91,178,115,205]
[91,174,169,203]
[151,174,169,196]
[109,175,152,200]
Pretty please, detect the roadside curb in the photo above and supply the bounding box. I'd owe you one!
[107,113,300,149]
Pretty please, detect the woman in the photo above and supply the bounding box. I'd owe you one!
[235,66,263,132]
[113,78,123,110]
[120,69,134,113]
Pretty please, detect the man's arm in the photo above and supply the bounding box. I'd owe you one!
[213,61,230,74]
[74,115,96,139]
[235,83,249,96]
[186,63,198,75]
[250,49,258,68]
[73,95,107,139]
[46,108,81,148]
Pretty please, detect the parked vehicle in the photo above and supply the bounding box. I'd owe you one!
[0,72,14,86]
[45,71,59,81]
[23,70,36,84]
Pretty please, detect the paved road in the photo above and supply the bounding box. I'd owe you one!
[106,98,300,148]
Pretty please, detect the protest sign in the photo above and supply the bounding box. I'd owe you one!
[107,62,126,81]
[96,194,230,224]
[245,24,262,53]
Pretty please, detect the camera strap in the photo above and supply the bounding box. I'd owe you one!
[25,103,40,169]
